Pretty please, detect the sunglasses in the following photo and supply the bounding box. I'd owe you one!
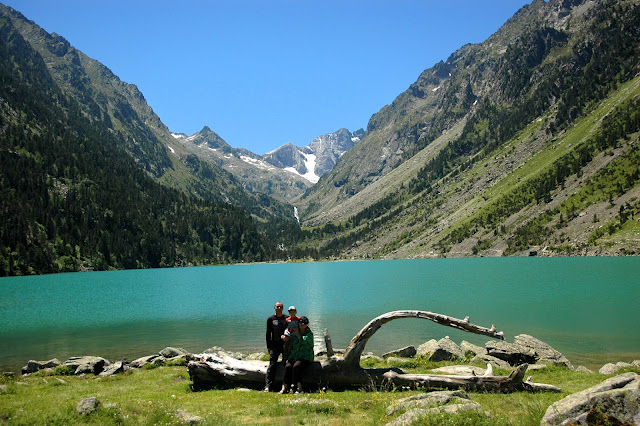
[275,306,283,309]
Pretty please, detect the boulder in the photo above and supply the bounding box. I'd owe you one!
[599,361,632,375]
[361,354,384,362]
[416,339,438,356]
[63,356,110,375]
[417,337,464,362]
[386,390,471,415]
[513,334,573,369]
[159,347,188,358]
[382,346,417,359]
[99,361,129,377]
[541,372,640,425]
[576,366,594,374]
[485,341,536,366]
[130,355,163,369]
[202,346,244,359]
[460,340,486,357]
[470,354,511,370]
[386,390,484,425]
[21,358,62,375]
[166,355,188,365]
[77,397,100,415]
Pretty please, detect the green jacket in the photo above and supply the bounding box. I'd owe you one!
[288,328,314,362]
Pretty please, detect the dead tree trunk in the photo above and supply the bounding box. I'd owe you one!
[342,310,504,369]
[187,310,560,393]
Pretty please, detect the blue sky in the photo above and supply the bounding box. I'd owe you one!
[6,1,530,154]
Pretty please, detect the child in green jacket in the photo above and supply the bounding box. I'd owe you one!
[279,316,314,394]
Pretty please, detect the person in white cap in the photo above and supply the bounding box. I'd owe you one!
[282,306,301,360]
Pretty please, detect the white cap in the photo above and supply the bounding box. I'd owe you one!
[288,306,296,311]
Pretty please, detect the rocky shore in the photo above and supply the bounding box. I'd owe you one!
[8,334,640,425]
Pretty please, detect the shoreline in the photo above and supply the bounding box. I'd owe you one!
[5,344,640,377]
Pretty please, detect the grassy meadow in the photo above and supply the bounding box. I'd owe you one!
[1,356,638,425]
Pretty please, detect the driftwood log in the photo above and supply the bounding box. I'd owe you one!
[187,310,561,393]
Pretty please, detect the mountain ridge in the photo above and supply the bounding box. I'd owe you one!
[171,126,363,201]
[288,0,640,259]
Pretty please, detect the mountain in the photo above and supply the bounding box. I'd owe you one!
[0,4,295,223]
[0,4,292,275]
[290,0,640,258]
[262,128,364,183]
[172,127,363,201]
[171,126,311,201]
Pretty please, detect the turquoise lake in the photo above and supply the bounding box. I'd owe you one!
[1,257,638,373]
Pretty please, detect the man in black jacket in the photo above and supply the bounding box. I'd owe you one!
[264,301,287,391]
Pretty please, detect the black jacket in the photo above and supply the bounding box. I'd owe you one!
[266,314,287,349]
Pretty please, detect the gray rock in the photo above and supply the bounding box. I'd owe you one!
[159,347,188,358]
[386,390,470,415]
[386,390,484,425]
[417,337,463,362]
[63,356,110,375]
[388,403,483,425]
[166,355,188,365]
[202,346,244,359]
[99,361,129,377]
[541,372,640,425]
[130,355,162,368]
[383,346,417,358]
[361,354,384,362]
[416,339,438,356]
[576,366,594,374]
[632,360,640,368]
[21,358,62,375]
[175,409,203,424]
[0,384,7,394]
[77,397,100,415]
[513,334,573,369]
[485,341,536,366]
[460,340,486,357]
[470,354,512,370]
[599,362,632,375]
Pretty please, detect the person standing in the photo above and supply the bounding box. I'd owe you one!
[279,316,314,394]
[282,305,301,360]
[264,301,287,392]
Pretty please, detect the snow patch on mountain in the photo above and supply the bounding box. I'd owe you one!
[240,155,275,171]
[284,152,320,183]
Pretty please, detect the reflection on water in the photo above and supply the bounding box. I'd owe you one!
[1,257,638,372]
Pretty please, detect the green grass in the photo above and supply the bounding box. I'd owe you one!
[1,361,637,425]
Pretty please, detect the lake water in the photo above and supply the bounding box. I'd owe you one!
[1,257,638,373]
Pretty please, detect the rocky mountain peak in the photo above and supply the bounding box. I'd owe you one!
[262,128,363,183]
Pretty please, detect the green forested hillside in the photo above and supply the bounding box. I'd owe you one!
[0,12,279,275]
[291,0,640,259]
[2,0,640,274]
